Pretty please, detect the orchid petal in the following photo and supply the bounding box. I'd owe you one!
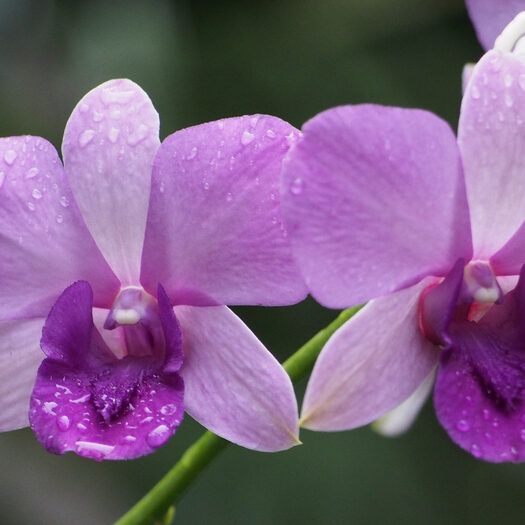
[300,278,440,431]
[459,50,525,267]
[465,0,525,50]
[372,367,436,437]
[0,137,119,321]
[62,79,160,285]
[0,318,44,431]
[175,305,299,451]
[281,105,472,308]
[141,116,307,306]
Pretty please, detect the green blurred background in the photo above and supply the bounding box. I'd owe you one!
[1,1,523,524]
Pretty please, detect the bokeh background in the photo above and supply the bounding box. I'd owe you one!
[1,1,523,524]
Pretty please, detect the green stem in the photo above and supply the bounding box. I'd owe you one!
[114,305,361,525]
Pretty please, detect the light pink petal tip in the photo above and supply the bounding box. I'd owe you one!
[141,115,307,307]
[0,318,45,431]
[300,279,440,431]
[175,305,299,451]
[0,136,119,321]
[281,104,472,308]
[465,0,525,50]
[459,51,525,271]
[62,79,160,285]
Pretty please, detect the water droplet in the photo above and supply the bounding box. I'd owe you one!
[456,419,470,432]
[92,110,104,122]
[290,177,303,195]
[225,192,233,202]
[511,446,519,457]
[271,216,278,224]
[470,444,482,458]
[160,404,177,416]
[250,116,259,127]
[101,87,135,105]
[26,201,36,211]
[42,401,58,415]
[79,129,95,147]
[4,149,17,165]
[266,129,276,139]
[470,85,480,99]
[75,440,114,459]
[140,416,154,424]
[32,188,42,199]
[505,93,514,107]
[120,435,136,444]
[76,422,87,431]
[56,214,64,224]
[147,424,171,447]
[241,130,255,145]
[202,180,209,190]
[217,121,225,130]
[127,124,149,146]
[107,127,120,143]
[25,167,39,179]
[504,73,513,87]
[57,415,70,431]
[484,432,493,444]
[270,192,276,201]
[79,102,89,113]
[187,146,198,160]
[59,195,70,208]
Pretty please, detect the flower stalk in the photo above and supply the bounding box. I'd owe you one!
[114,305,362,525]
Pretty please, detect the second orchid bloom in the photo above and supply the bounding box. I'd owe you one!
[282,15,525,462]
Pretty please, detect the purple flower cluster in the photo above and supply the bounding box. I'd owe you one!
[3,2,525,464]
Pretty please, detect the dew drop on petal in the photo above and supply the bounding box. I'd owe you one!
[504,73,513,87]
[32,188,42,200]
[505,93,514,107]
[470,443,482,458]
[56,214,64,224]
[226,192,233,202]
[187,146,198,160]
[160,404,177,416]
[79,129,95,148]
[4,150,17,165]
[57,415,70,431]
[241,130,255,145]
[470,85,480,99]
[27,201,36,211]
[146,424,171,448]
[79,102,89,113]
[266,129,276,139]
[107,127,120,143]
[120,435,137,445]
[290,177,303,195]
[60,195,70,208]
[25,167,39,179]
[456,419,470,432]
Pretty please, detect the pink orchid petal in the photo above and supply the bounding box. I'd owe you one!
[0,136,119,321]
[372,367,436,437]
[141,116,307,306]
[0,318,45,431]
[465,0,525,50]
[459,50,525,266]
[281,104,472,308]
[175,305,299,451]
[62,79,160,285]
[300,278,440,431]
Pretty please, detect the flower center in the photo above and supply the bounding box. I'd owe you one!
[101,286,165,360]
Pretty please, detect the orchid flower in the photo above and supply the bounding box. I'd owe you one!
[466,0,525,50]
[0,79,307,460]
[281,14,525,462]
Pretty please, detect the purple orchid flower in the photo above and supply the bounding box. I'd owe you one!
[281,16,525,462]
[466,0,525,50]
[0,79,307,460]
